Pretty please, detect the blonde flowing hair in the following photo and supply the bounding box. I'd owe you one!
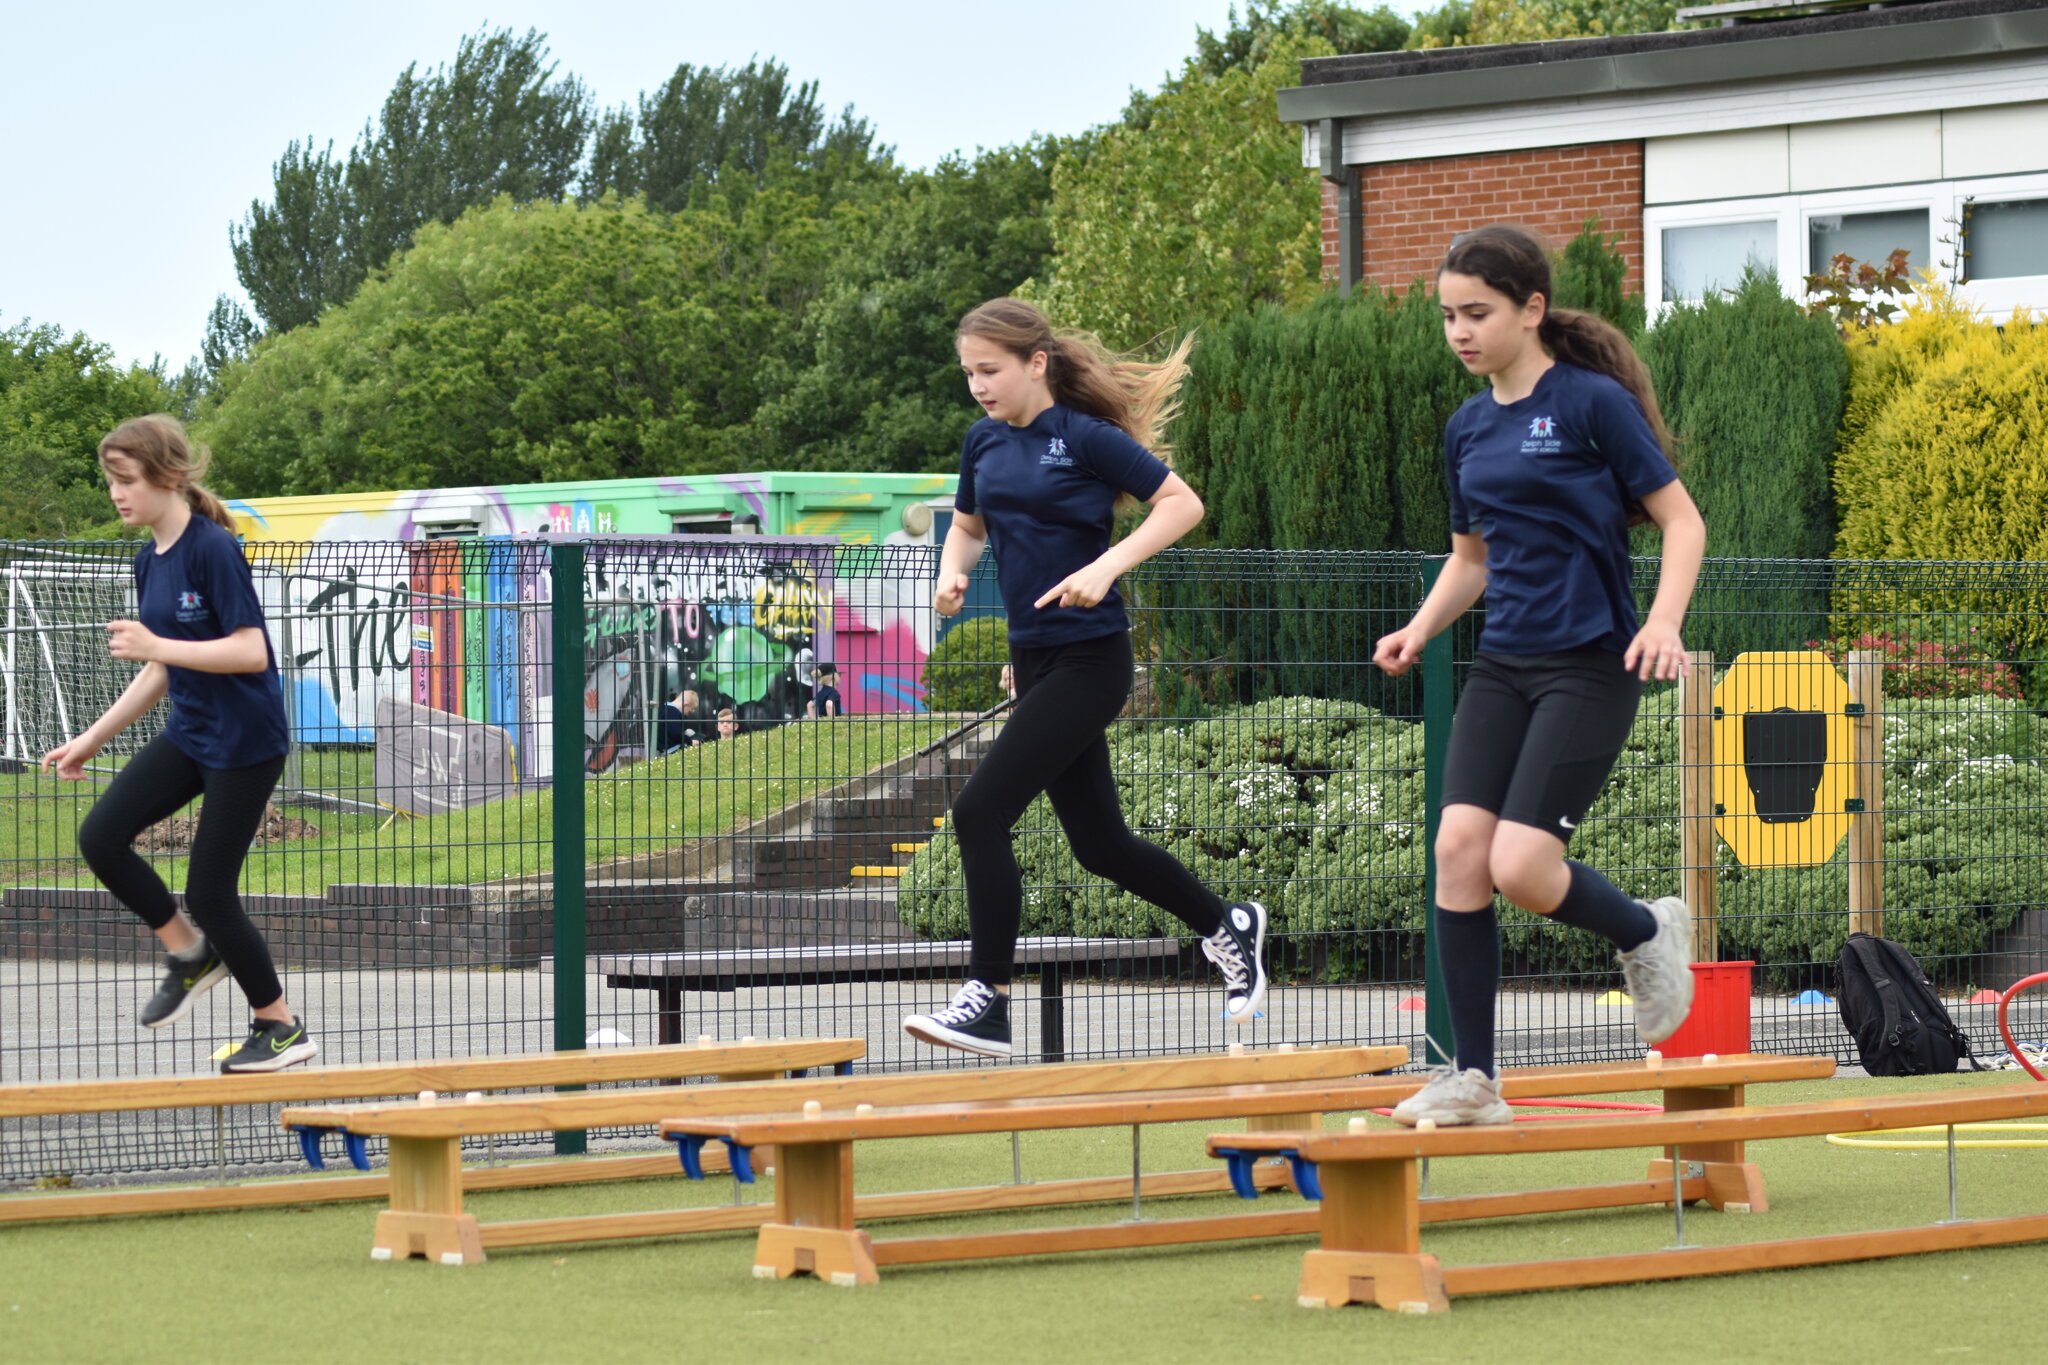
[98,414,237,532]
[957,298,1194,509]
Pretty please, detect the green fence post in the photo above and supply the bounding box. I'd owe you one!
[1419,557,1455,1069]
[550,541,588,1156]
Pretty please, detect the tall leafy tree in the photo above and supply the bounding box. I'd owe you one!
[204,194,833,495]
[0,319,182,538]
[1028,33,1332,352]
[585,58,887,214]
[757,142,1059,474]
[231,27,593,333]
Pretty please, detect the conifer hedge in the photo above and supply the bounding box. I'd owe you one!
[1637,271,1848,661]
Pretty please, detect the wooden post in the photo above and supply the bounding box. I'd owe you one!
[371,1135,484,1265]
[1297,1156,1447,1312]
[753,1140,878,1286]
[1845,651,1886,937]
[1678,651,1719,963]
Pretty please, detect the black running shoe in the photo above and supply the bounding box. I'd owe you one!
[219,1016,319,1073]
[140,945,228,1030]
[902,980,1012,1057]
[1202,900,1269,1024]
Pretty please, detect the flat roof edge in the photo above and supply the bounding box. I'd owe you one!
[1277,8,2048,124]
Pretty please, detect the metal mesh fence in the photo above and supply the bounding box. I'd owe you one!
[2,539,2043,1188]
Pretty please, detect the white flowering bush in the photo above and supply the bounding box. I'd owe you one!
[898,689,2048,986]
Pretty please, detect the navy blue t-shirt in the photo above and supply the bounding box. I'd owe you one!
[811,684,845,716]
[133,516,289,768]
[1444,362,1678,655]
[954,404,1171,647]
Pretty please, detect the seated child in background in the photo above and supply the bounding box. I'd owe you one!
[808,664,844,719]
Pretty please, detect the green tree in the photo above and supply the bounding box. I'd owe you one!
[231,27,594,333]
[584,58,888,214]
[1192,1,1412,74]
[1468,0,1677,42]
[0,319,181,538]
[756,142,1059,474]
[204,193,833,495]
[1026,33,1332,352]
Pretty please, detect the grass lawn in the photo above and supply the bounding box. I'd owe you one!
[0,716,948,894]
[0,1073,2038,1363]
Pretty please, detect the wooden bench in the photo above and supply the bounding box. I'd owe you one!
[1205,1081,2048,1313]
[598,936,1186,1061]
[0,1038,862,1226]
[281,1044,1407,1264]
[660,1052,1833,1286]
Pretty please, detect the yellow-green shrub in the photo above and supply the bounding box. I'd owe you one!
[1836,295,2047,563]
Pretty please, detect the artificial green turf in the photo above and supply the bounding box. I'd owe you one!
[2,1073,2041,1364]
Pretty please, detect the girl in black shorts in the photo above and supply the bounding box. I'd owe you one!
[1373,226,1706,1125]
[902,298,1268,1057]
[44,415,316,1073]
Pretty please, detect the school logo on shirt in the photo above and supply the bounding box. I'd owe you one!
[1041,437,1072,467]
[1521,415,1563,454]
[175,590,207,623]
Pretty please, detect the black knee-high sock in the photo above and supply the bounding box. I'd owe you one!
[1547,861,1656,951]
[1435,904,1500,1078]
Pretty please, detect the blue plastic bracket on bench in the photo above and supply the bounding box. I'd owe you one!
[291,1126,371,1173]
[1213,1147,1321,1202]
[667,1132,756,1184]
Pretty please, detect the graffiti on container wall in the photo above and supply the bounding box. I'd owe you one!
[231,475,949,760]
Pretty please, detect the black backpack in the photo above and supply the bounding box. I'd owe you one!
[1835,932,1983,1076]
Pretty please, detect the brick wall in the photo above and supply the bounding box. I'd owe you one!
[1322,141,1644,295]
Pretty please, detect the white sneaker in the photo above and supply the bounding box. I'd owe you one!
[1389,1067,1512,1127]
[1621,896,1696,1046]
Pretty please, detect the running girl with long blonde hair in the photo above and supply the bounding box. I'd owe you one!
[902,298,1267,1056]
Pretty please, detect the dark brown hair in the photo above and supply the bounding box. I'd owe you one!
[97,414,236,531]
[1439,224,1675,459]
[957,298,1194,509]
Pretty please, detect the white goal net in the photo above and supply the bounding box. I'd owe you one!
[1,551,149,765]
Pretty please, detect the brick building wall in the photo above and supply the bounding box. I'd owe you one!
[1321,141,1645,294]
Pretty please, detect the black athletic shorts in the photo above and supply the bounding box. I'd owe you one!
[1440,648,1644,841]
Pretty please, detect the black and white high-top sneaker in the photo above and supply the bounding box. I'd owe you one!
[902,980,1012,1057]
[1202,901,1269,1024]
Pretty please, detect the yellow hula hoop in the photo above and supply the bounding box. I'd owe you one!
[1826,1123,2048,1150]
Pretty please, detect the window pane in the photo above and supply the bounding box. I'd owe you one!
[1808,209,1928,274]
[1661,221,1777,301]
[1965,198,2048,280]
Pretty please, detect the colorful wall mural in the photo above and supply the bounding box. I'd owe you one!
[231,473,956,769]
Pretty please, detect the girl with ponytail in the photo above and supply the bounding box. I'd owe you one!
[902,299,1268,1056]
[43,415,316,1072]
[1373,225,1707,1126]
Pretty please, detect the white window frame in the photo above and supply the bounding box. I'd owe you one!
[1644,174,2048,322]
[1949,171,2048,317]
[1643,196,1796,314]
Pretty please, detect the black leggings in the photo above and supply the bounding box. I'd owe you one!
[77,734,287,1010]
[952,631,1225,985]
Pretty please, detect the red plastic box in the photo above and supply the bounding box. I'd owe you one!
[1660,961,1755,1057]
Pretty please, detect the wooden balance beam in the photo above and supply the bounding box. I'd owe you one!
[1206,1081,2048,1313]
[0,1037,863,1226]
[662,1052,1832,1287]
[282,1045,1408,1264]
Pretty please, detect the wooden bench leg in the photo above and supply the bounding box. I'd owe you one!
[752,1140,877,1287]
[372,1136,484,1265]
[1649,1085,1769,1214]
[1296,1156,1447,1313]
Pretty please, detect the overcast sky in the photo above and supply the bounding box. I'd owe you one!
[0,1,1286,372]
